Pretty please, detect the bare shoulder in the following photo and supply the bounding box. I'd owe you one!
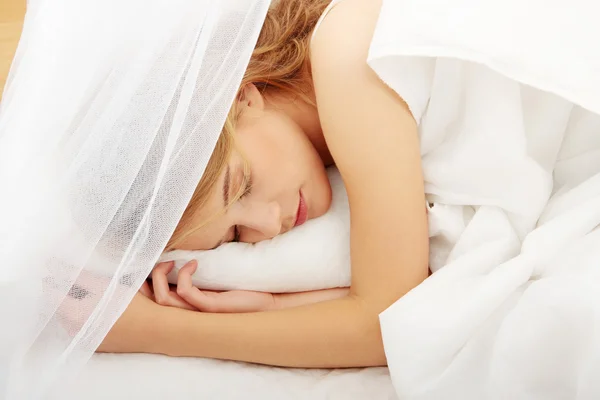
[310,0,382,75]
[308,0,416,179]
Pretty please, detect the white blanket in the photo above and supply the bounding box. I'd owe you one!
[368,1,600,399]
[160,1,600,399]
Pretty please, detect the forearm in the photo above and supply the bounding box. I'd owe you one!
[274,287,349,310]
[152,295,386,368]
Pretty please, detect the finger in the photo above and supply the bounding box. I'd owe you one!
[176,261,219,312]
[138,281,154,299]
[151,262,197,310]
[165,290,199,311]
[151,261,176,306]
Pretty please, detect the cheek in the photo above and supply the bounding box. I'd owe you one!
[239,121,299,174]
[238,115,322,194]
[249,143,294,193]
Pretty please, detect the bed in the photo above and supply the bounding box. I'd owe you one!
[56,354,396,400]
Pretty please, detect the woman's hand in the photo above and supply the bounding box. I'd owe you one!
[100,262,278,354]
[144,261,277,313]
[145,261,350,313]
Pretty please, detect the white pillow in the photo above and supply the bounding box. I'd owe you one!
[159,168,351,293]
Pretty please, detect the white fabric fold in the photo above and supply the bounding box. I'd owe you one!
[368,1,600,398]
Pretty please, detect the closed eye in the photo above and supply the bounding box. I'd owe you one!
[232,172,252,242]
[239,176,252,200]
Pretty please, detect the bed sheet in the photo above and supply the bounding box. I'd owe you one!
[55,354,396,400]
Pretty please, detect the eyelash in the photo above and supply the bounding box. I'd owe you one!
[233,175,253,242]
[240,178,252,199]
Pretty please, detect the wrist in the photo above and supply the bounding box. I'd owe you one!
[142,304,173,354]
[99,293,165,354]
[147,304,194,356]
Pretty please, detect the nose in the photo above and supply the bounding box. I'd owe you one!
[240,201,282,241]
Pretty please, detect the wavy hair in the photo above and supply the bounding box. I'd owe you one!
[166,0,331,250]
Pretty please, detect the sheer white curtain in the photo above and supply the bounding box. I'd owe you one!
[0,0,269,398]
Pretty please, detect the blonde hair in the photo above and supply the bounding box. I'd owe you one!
[166,0,331,250]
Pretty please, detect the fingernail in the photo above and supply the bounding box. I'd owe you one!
[186,260,198,272]
[163,260,175,272]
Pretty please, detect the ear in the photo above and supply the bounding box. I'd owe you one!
[237,83,265,111]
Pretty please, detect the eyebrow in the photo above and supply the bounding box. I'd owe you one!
[222,164,230,209]
[216,165,233,249]
[217,164,248,248]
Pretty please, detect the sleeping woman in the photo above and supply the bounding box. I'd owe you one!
[99,0,430,368]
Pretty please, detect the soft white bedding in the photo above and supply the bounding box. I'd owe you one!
[55,354,395,400]
[369,1,600,399]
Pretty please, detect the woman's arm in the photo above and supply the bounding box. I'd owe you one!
[310,0,430,309]
[100,0,429,367]
[159,294,384,368]
[275,287,349,309]
[101,291,385,368]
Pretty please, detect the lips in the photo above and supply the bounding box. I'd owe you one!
[294,191,308,227]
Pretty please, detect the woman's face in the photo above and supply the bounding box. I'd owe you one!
[177,85,332,250]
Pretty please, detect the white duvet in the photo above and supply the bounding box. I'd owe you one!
[371,1,600,399]
[155,1,600,399]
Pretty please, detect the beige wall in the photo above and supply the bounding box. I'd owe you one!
[0,0,26,98]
